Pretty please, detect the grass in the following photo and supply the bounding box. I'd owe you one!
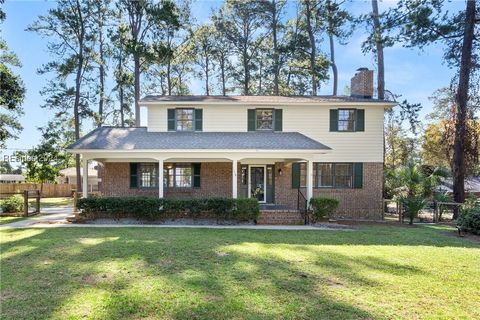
[0,216,27,225]
[0,225,479,319]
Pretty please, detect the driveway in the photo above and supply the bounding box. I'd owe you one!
[0,207,73,228]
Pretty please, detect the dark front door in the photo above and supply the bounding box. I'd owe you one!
[250,166,265,203]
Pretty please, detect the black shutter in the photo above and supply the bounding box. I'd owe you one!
[330,109,338,131]
[193,163,201,188]
[353,163,363,189]
[195,109,203,131]
[292,163,300,188]
[356,109,365,132]
[167,109,175,131]
[248,109,256,131]
[274,109,283,131]
[130,163,138,188]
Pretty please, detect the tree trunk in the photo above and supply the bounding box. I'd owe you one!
[98,29,105,127]
[304,0,317,95]
[205,54,210,96]
[134,55,140,126]
[243,47,250,95]
[453,0,476,218]
[167,58,172,96]
[272,0,279,95]
[221,56,226,96]
[329,32,338,95]
[371,0,385,100]
[74,0,84,194]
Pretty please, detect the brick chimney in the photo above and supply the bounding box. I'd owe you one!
[350,68,373,98]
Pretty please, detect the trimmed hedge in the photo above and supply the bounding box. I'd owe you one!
[458,207,480,235]
[310,197,339,220]
[0,195,24,213]
[77,197,260,221]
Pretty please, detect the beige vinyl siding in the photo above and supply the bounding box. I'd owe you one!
[283,105,384,162]
[147,105,246,132]
[147,107,167,131]
[145,104,385,162]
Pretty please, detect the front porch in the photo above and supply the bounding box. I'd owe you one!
[87,158,312,212]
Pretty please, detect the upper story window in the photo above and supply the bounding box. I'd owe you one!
[338,109,356,131]
[330,109,364,132]
[248,108,282,131]
[176,109,194,131]
[256,109,274,130]
[168,108,202,131]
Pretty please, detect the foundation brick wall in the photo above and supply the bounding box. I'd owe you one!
[100,161,384,220]
[274,162,384,220]
[100,162,232,199]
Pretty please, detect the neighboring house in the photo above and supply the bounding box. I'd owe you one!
[438,177,480,194]
[57,165,101,192]
[0,174,25,184]
[68,68,396,220]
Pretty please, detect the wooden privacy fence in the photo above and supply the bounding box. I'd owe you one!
[0,183,75,198]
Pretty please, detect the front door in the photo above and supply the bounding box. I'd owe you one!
[249,166,266,203]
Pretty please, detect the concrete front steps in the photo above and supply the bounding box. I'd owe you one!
[258,209,305,225]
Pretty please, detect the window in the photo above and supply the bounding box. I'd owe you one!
[256,109,274,130]
[139,163,158,188]
[334,163,353,188]
[338,109,356,131]
[314,163,334,187]
[164,164,193,188]
[176,109,194,131]
[299,163,307,187]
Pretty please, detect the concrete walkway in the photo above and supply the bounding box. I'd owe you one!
[0,208,351,230]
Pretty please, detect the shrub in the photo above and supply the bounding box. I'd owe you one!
[0,195,24,213]
[77,196,259,221]
[402,196,427,225]
[234,198,260,221]
[458,207,480,235]
[310,197,339,221]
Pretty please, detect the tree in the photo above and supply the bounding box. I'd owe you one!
[391,0,479,216]
[191,24,216,95]
[388,163,448,224]
[265,0,287,95]
[422,87,480,176]
[118,0,178,123]
[213,0,268,95]
[211,26,233,96]
[17,129,70,194]
[28,0,94,193]
[91,0,112,127]
[110,13,134,127]
[320,0,352,95]
[0,0,25,147]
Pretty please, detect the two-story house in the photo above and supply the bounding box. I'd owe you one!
[68,68,396,221]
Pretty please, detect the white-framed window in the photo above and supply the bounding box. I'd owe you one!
[176,109,194,131]
[164,164,193,188]
[139,163,158,188]
[338,109,356,131]
[256,109,274,130]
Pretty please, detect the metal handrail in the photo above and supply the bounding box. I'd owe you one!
[297,188,308,225]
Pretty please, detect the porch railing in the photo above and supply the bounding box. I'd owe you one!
[297,188,308,225]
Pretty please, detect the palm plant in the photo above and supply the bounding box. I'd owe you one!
[390,163,449,224]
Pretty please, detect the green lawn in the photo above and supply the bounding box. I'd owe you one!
[1,225,479,319]
[0,216,27,225]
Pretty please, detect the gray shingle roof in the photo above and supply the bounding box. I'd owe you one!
[67,127,330,151]
[140,95,393,104]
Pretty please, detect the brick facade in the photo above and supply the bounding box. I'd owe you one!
[100,161,384,220]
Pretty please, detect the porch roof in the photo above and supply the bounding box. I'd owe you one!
[67,127,331,152]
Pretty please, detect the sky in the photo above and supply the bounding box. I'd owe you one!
[1,0,465,155]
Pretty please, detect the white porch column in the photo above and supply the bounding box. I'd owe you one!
[158,159,164,198]
[306,160,313,203]
[82,158,88,198]
[232,159,238,199]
